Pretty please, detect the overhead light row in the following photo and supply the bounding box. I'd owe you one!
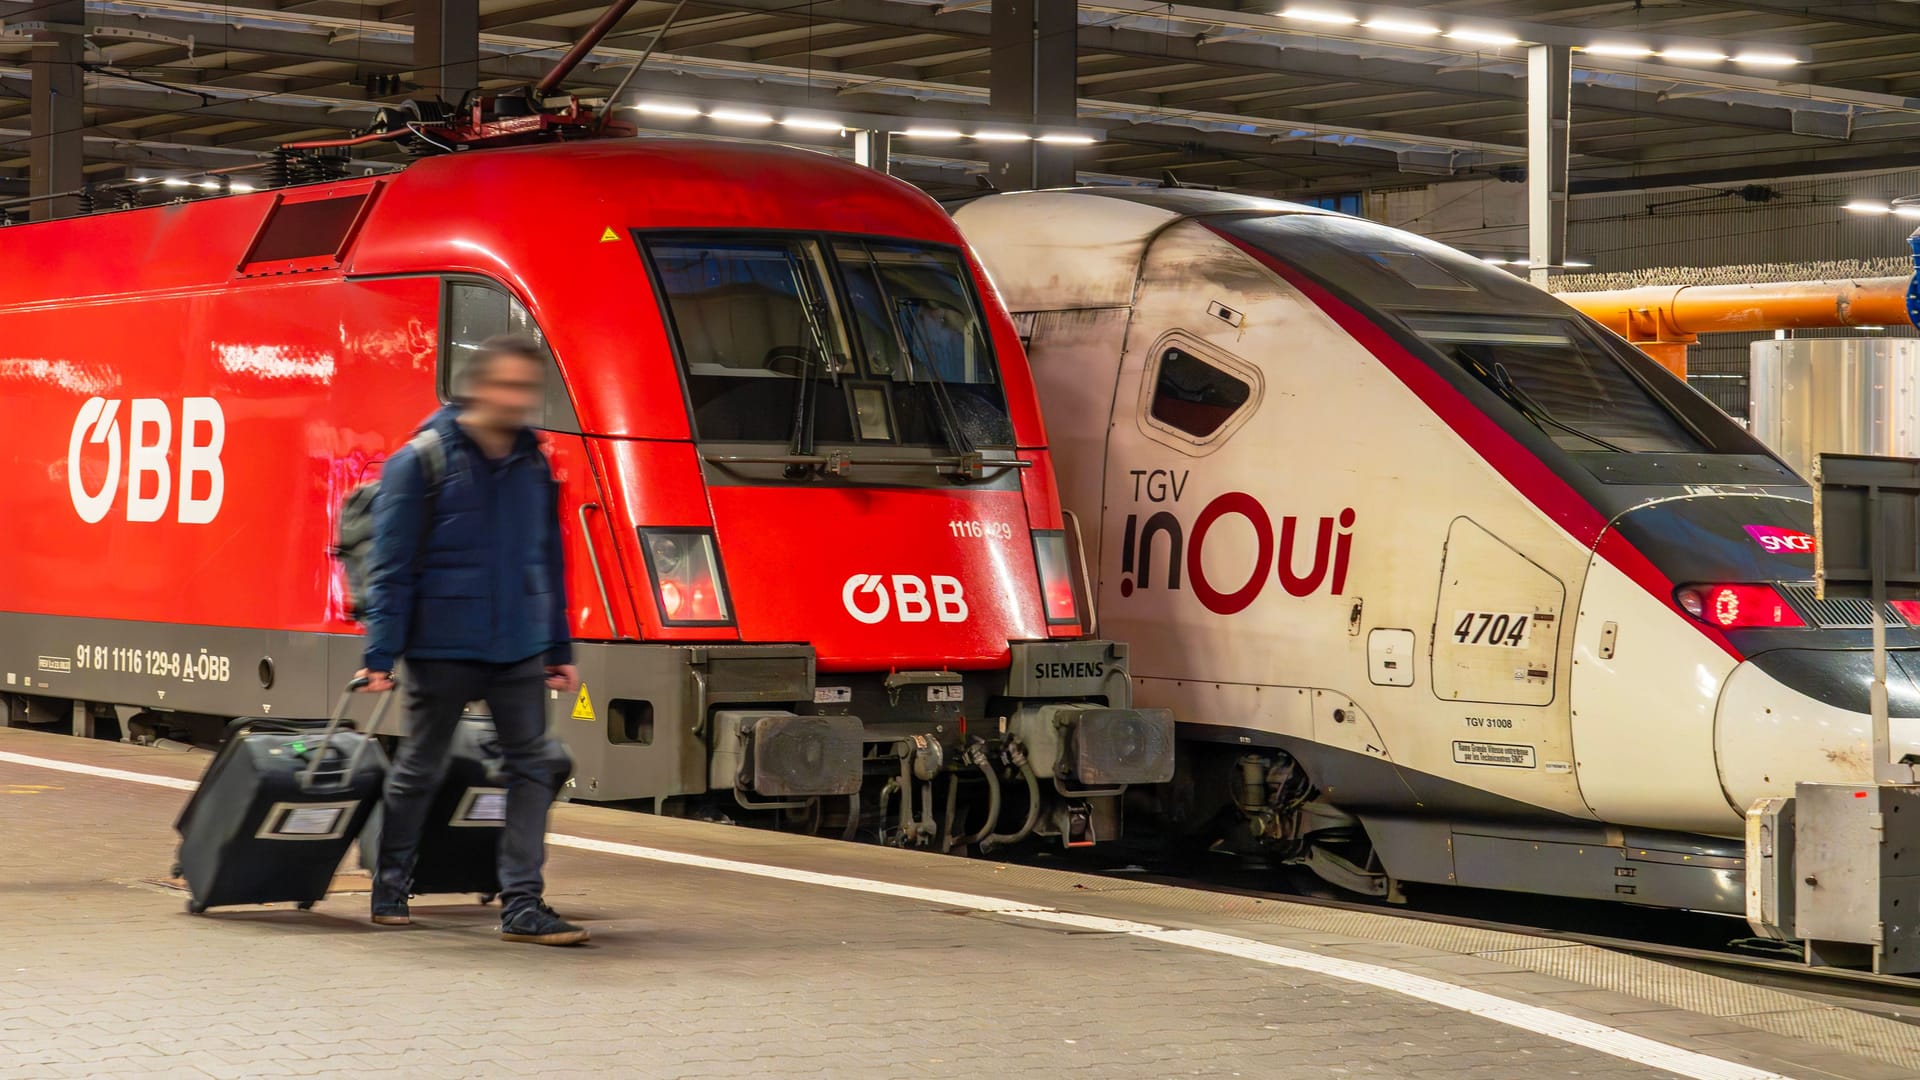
[1481,256,1593,268]
[629,100,1095,144]
[1843,200,1920,219]
[130,176,257,193]
[1277,7,1799,64]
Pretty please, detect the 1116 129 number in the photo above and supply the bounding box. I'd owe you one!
[1451,610,1531,648]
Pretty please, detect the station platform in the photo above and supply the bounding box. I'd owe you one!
[2,726,1917,1080]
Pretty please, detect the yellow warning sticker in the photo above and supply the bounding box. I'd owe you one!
[572,685,596,721]
[599,226,620,243]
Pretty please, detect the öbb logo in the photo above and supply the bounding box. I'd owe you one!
[1120,491,1355,616]
[841,574,969,624]
[68,397,226,524]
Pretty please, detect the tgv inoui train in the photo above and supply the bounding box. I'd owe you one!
[954,187,1919,912]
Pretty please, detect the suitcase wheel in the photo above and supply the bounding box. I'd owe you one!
[187,900,207,915]
[296,901,315,911]
[479,893,497,905]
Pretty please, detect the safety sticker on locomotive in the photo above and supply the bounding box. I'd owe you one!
[1452,741,1537,769]
[1449,610,1535,648]
[571,686,596,722]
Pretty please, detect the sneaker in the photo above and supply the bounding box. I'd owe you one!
[370,900,411,927]
[500,903,589,946]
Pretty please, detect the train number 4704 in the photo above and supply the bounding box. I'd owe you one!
[1451,610,1531,648]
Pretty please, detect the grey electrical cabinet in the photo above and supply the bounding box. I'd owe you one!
[1794,781,1920,974]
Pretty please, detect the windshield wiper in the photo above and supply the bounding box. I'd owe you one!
[783,252,841,459]
[893,296,975,458]
[1490,363,1629,454]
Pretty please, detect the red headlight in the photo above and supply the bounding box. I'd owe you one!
[640,528,734,627]
[1675,584,1804,629]
[1031,530,1083,628]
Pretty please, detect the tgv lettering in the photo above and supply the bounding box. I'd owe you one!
[1119,492,1355,616]
[842,574,969,624]
[68,397,225,524]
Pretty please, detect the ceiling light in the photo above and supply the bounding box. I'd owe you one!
[199,181,221,190]
[708,108,773,125]
[1038,133,1096,145]
[1564,259,1593,268]
[1481,256,1508,265]
[1280,8,1358,26]
[1844,200,1892,214]
[1362,18,1439,35]
[1895,206,1920,220]
[1445,28,1522,47]
[1658,47,1728,62]
[780,116,845,132]
[1734,52,1799,67]
[228,181,255,193]
[632,100,700,117]
[131,175,153,183]
[972,130,1032,142]
[1583,43,1652,58]
[902,126,962,139]
[161,178,190,188]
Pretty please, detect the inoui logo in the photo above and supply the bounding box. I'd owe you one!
[68,397,226,524]
[841,574,969,624]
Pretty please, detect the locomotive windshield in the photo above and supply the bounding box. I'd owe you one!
[1211,212,1769,457]
[643,233,1014,449]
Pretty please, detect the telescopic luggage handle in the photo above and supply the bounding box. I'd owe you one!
[299,676,395,792]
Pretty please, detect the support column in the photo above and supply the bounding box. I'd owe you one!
[988,0,1077,191]
[1526,44,1570,289]
[853,130,891,174]
[28,0,84,222]
[414,0,480,104]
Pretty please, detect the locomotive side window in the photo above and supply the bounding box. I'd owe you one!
[439,280,579,432]
[1150,347,1252,438]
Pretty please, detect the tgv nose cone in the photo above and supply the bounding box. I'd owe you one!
[1716,649,1920,810]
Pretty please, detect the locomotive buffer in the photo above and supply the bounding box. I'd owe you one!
[1748,453,1920,973]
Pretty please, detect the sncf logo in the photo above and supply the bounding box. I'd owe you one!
[68,397,226,524]
[841,574,969,624]
[1744,524,1814,554]
[1120,472,1355,616]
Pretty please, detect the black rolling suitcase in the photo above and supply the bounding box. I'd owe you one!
[174,678,393,914]
[359,716,573,902]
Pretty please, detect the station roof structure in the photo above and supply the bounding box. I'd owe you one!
[2,0,1919,201]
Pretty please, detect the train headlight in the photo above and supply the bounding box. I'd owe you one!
[1674,584,1804,629]
[1031,530,1083,628]
[638,527,734,626]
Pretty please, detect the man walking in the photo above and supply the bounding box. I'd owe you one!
[357,335,588,946]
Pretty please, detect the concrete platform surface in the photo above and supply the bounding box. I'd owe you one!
[2,726,1917,1080]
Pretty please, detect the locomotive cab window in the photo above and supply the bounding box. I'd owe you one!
[1142,336,1259,452]
[643,232,1014,449]
[439,280,579,432]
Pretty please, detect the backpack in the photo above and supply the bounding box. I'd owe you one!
[333,429,447,622]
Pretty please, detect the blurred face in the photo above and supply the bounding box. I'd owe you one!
[465,352,543,431]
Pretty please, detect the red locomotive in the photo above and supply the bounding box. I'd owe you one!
[0,135,1172,848]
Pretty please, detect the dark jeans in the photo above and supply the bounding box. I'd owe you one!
[374,655,566,918]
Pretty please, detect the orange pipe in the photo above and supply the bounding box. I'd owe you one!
[1557,276,1915,377]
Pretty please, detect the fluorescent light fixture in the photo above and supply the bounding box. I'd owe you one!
[1280,8,1358,26]
[1860,325,1887,331]
[229,181,255,193]
[1362,18,1439,35]
[162,178,191,188]
[1658,47,1728,62]
[1734,52,1799,67]
[1844,200,1892,214]
[1564,259,1593,268]
[632,100,700,117]
[972,130,1032,142]
[1038,133,1097,145]
[902,126,963,139]
[1481,256,1508,265]
[1895,206,1920,220]
[708,108,773,125]
[1583,43,1652,58]
[1445,28,1522,47]
[199,181,221,190]
[780,116,845,132]
[131,175,153,183]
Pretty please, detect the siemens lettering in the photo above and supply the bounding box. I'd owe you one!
[1034,660,1105,680]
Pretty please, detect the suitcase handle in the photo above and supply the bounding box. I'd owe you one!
[298,676,395,793]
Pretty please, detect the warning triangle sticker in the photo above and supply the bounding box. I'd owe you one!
[599,226,620,243]
[572,686,596,721]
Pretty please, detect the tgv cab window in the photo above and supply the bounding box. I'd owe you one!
[1150,346,1252,438]
[1402,315,1707,454]
[645,233,1014,448]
